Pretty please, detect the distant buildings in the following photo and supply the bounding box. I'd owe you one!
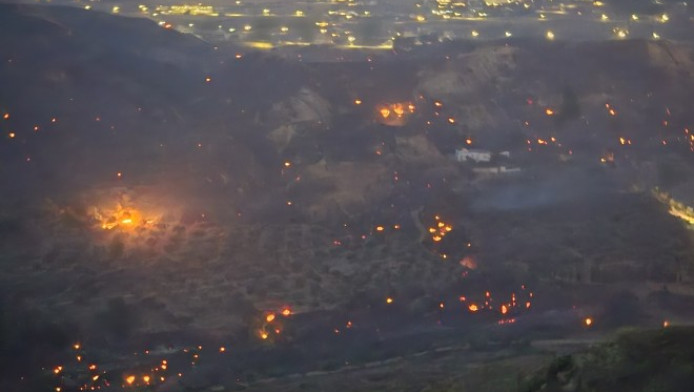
[472,166,521,175]
[454,148,519,176]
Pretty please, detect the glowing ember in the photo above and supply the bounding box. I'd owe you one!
[468,304,479,312]
[545,108,554,116]
[460,256,477,270]
[125,375,136,385]
[281,308,292,317]
[143,375,151,384]
[663,320,670,328]
[500,304,508,314]
[266,313,276,323]
[260,331,269,340]
[386,297,394,304]
[584,317,593,327]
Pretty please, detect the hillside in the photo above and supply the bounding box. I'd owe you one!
[3,4,694,391]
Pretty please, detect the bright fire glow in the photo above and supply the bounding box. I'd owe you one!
[92,204,155,231]
[375,102,416,125]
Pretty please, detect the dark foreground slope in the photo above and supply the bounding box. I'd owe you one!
[522,326,694,392]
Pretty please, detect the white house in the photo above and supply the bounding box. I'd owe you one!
[455,148,492,163]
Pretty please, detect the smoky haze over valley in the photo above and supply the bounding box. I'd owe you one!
[2,1,694,391]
